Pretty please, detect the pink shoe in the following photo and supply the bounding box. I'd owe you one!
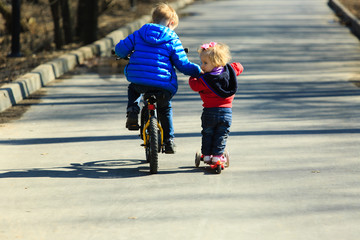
[212,155,226,163]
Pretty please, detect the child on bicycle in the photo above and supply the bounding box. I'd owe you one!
[189,42,244,163]
[115,3,201,154]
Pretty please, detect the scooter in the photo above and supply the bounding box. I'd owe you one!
[194,151,230,174]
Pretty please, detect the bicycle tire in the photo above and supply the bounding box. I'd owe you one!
[158,131,162,153]
[149,116,159,174]
[145,144,150,163]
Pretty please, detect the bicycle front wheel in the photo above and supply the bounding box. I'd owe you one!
[148,116,159,174]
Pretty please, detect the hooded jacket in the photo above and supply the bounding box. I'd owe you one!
[189,63,244,108]
[115,23,201,95]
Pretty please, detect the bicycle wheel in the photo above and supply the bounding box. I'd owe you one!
[157,128,162,153]
[148,116,159,174]
[145,144,150,163]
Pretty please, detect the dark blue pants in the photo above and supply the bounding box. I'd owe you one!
[127,83,174,140]
[201,107,232,156]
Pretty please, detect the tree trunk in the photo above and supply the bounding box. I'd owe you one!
[60,0,72,44]
[49,0,63,49]
[129,0,136,10]
[8,0,22,57]
[76,0,98,44]
[0,1,28,33]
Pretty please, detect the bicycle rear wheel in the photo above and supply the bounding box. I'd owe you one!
[148,116,159,174]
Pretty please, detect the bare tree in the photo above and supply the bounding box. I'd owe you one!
[129,0,136,10]
[76,0,98,44]
[0,1,28,33]
[49,0,63,49]
[60,0,72,44]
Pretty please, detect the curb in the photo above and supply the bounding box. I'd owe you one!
[328,0,360,40]
[0,0,194,113]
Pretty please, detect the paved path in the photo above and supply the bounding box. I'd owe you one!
[1,0,360,239]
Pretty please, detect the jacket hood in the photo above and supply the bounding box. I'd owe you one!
[200,64,238,98]
[139,23,178,45]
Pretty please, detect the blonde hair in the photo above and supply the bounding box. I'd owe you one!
[151,3,179,28]
[198,42,231,67]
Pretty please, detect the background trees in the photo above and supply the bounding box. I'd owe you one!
[0,0,139,51]
[0,0,167,84]
[76,0,98,45]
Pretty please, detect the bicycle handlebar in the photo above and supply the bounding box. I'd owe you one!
[111,49,129,60]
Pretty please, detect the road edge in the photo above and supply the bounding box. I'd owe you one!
[328,0,360,40]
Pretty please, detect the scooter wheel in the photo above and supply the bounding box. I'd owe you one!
[195,152,201,168]
[224,151,230,168]
[216,164,222,174]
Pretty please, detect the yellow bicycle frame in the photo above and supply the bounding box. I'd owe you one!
[142,118,164,148]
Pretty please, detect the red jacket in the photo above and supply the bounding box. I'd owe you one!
[189,62,243,108]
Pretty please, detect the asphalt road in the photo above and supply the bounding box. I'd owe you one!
[1,0,360,239]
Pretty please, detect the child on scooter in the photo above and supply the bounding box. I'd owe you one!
[189,42,244,163]
[115,3,201,154]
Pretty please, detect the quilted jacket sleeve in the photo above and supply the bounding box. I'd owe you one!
[170,39,201,77]
[115,32,136,58]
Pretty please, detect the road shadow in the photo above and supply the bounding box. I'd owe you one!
[0,135,139,145]
[0,159,205,179]
[1,127,360,146]
[0,159,148,179]
[177,166,227,175]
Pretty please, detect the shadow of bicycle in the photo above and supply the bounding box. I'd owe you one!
[0,159,208,179]
[0,159,151,179]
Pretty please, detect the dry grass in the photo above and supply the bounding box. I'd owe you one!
[339,0,360,19]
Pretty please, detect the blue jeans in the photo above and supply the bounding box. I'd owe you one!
[127,83,174,140]
[201,107,232,156]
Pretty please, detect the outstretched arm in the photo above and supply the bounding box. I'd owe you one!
[171,40,201,77]
[115,32,136,59]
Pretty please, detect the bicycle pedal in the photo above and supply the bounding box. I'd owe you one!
[127,125,140,131]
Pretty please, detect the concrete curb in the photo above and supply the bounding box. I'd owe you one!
[328,0,360,40]
[0,0,194,113]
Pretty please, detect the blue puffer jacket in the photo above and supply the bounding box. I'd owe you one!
[115,23,201,95]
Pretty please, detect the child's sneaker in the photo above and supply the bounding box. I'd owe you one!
[126,112,139,130]
[203,155,212,163]
[212,155,226,163]
[164,138,176,154]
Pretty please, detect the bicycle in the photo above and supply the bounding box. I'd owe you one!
[112,48,188,174]
[112,51,164,174]
[139,91,165,174]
